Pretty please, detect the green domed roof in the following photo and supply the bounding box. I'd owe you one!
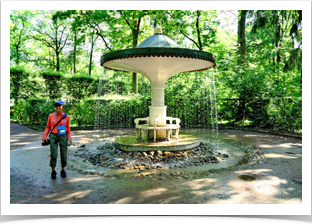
[136,34,181,48]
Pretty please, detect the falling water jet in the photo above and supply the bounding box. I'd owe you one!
[212,68,218,132]
[210,68,219,145]
[204,69,218,140]
[210,69,218,136]
[209,73,214,130]
[94,64,112,140]
[94,66,106,139]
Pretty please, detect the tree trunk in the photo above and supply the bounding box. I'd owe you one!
[89,40,95,76]
[131,18,141,94]
[89,50,93,76]
[55,22,59,72]
[274,14,281,70]
[238,10,247,66]
[56,52,60,71]
[89,35,95,76]
[74,31,77,74]
[272,56,276,74]
[132,73,138,93]
[196,10,203,51]
[16,47,20,65]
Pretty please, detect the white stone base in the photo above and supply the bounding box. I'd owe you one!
[148,129,166,140]
[149,106,167,126]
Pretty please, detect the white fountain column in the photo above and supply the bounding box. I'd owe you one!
[148,82,167,139]
[149,82,166,126]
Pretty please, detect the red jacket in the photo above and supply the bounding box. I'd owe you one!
[43,112,71,139]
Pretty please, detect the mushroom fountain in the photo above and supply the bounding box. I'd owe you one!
[100,25,216,151]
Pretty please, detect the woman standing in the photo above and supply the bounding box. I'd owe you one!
[42,100,72,179]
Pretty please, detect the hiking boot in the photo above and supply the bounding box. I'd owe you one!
[51,171,57,179]
[60,170,66,178]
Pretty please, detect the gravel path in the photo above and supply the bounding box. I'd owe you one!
[9,122,302,205]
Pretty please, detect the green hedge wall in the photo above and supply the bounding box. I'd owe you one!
[13,98,54,127]
[10,68,302,133]
[64,75,99,100]
[13,96,302,132]
[41,71,64,100]
[13,96,151,129]
[10,67,26,104]
[10,67,103,101]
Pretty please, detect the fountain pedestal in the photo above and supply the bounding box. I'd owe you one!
[149,105,167,139]
[116,133,201,152]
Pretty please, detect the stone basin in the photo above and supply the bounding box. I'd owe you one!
[116,133,200,151]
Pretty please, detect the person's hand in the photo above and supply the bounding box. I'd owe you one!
[67,139,73,146]
[42,138,47,143]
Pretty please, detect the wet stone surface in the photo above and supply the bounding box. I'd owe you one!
[69,138,265,180]
[74,142,223,170]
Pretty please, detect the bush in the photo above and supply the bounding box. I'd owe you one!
[111,80,127,95]
[265,97,302,132]
[41,71,64,100]
[13,99,53,126]
[11,94,302,133]
[10,66,30,104]
[65,75,98,100]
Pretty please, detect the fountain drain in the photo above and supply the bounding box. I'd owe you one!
[238,175,256,181]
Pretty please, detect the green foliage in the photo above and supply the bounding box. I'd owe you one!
[13,98,53,126]
[111,80,127,95]
[10,66,33,103]
[65,74,97,100]
[10,10,35,65]
[32,10,71,71]
[264,97,302,132]
[41,71,64,99]
[10,66,26,102]
[9,10,302,133]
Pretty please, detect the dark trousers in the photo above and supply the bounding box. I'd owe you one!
[49,133,68,168]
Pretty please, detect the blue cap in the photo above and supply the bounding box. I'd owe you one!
[54,100,65,106]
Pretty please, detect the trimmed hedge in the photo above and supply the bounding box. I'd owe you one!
[13,95,302,133]
[64,75,99,100]
[10,67,30,104]
[10,67,131,104]
[13,96,151,129]
[10,67,301,133]
[41,71,64,100]
[13,98,54,127]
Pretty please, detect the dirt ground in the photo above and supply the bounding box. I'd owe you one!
[10,122,302,204]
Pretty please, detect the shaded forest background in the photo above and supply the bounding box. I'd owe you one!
[10,10,302,134]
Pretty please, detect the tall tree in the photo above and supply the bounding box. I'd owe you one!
[80,10,113,52]
[251,10,302,73]
[237,10,247,66]
[10,10,34,65]
[69,10,87,74]
[166,10,219,51]
[117,10,152,94]
[88,29,99,76]
[32,10,71,71]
